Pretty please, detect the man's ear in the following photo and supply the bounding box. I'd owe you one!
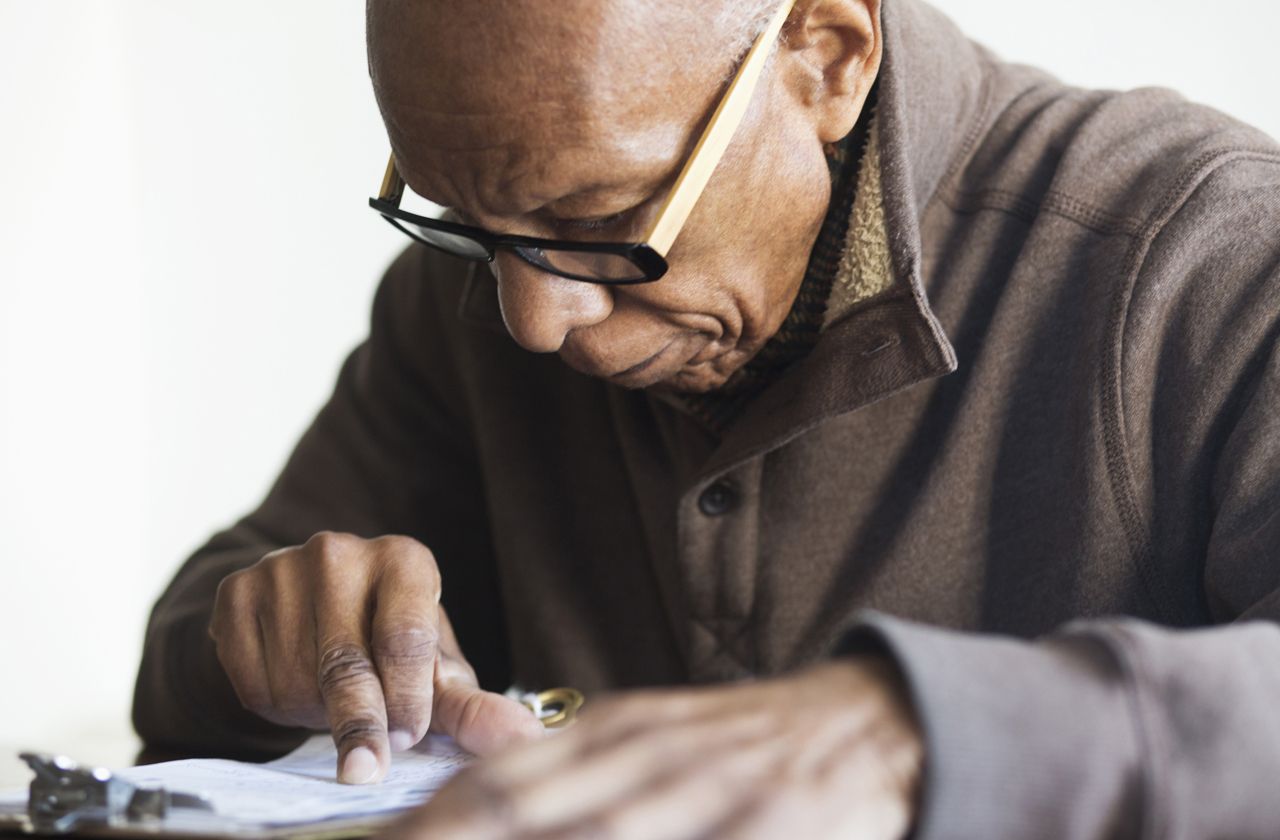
[783,0,882,144]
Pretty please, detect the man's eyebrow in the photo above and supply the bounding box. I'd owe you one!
[397,123,686,222]
[538,146,688,219]
[542,180,665,219]
[448,171,668,227]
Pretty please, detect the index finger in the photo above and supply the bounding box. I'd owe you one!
[315,584,391,785]
[370,543,442,752]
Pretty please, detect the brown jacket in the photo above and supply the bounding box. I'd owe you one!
[135,0,1280,836]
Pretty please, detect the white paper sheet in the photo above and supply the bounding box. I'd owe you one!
[1,735,469,834]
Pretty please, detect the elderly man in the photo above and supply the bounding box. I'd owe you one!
[134,0,1280,837]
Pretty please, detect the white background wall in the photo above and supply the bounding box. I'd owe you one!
[1,0,1278,786]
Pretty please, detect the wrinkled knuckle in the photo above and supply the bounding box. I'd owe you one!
[243,550,284,591]
[317,643,377,693]
[333,716,385,749]
[215,569,253,607]
[381,537,440,577]
[383,700,428,731]
[373,625,439,665]
[306,530,357,558]
[307,538,362,585]
[373,533,421,555]
[260,549,296,580]
[312,552,345,582]
[257,546,293,573]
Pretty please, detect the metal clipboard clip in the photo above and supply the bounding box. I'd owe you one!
[512,686,585,729]
[19,752,213,835]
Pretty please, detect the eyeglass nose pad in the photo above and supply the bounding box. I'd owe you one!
[488,249,521,282]
[510,245,554,275]
[498,247,571,283]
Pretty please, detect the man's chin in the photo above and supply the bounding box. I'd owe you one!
[562,356,733,393]
[651,362,739,394]
[558,336,745,393]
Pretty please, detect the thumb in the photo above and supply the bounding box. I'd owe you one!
[430,673,546,756]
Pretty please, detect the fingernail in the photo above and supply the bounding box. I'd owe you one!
[340,746,379,785]
[389,730,415,752]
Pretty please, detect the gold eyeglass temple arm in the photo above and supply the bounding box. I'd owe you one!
[642,0,797,257]
[379,152,406,202]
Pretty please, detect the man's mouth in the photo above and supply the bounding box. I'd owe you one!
[561,332,719,389]
[606,339,680,388]
[611,341,675,380]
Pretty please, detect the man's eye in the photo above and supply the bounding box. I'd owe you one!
[558,211,631,234]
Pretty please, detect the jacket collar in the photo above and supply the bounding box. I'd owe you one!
[692,0,989,479]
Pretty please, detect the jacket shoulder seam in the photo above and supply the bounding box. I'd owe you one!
[937,186,1144,236]
[1137,149,1280,237]
[1104,148,1280,621]
[939,147,1280,236]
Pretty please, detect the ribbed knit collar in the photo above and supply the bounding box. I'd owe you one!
[677,91,882,433]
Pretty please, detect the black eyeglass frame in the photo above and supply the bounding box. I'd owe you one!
[367,197,671,285]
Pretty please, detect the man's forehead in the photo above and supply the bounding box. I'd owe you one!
[387,100,694,218]
[367,0,718,105]
[368,0,730,216]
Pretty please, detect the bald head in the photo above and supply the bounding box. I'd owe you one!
[367,0,777,109]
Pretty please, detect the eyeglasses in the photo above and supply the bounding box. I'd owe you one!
[368,0,797,285]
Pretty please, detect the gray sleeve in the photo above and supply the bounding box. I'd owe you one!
[845,614,1280,840]
[838,159,1280,840]
[132,247,506,758]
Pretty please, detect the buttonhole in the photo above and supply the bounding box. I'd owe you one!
[862,336,900,357]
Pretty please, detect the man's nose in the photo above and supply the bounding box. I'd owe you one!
[493,254,613,353]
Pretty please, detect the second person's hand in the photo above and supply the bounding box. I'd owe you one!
[208,531,545,784]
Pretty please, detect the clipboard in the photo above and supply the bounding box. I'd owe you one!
[0,688,583,839]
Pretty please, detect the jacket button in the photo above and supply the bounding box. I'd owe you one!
[697,481,738,516]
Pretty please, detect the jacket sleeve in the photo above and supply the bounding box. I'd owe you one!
[843,345,1280,839]
[840,155,1280,839]
[132,246,508,759]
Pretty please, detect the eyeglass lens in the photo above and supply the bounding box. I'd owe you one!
[391,219,492,260]
[513,247,646,283]
[385,216,648,283]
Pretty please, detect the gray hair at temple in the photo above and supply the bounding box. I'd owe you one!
[715,0,788,68]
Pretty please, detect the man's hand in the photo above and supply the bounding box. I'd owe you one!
[208,531,545,784]
[379,659,923,840]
